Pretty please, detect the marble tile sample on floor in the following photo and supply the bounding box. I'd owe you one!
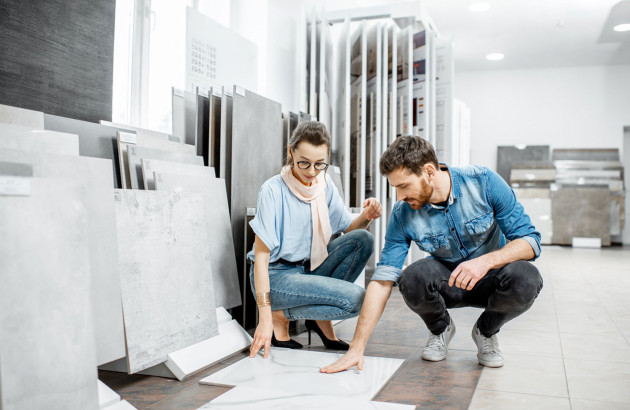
[0,178,98,410]
[126,145,203,189]
[117,131,195,189]
[0,150,125,365]
[0,103,45,128]
[551,186,611,245]
[114,190,219,373]
[199,386,415,409]
[0,122,79,155]
[199,349,404,401]
[154,173,241,309]
[142,158,214,190]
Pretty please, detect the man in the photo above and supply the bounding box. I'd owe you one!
[321,136,543,372]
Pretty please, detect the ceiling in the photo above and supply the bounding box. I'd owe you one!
[315,0,630,72]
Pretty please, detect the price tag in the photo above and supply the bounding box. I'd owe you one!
[0,176,31,196]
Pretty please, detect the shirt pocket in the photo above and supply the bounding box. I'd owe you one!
[465,211,495,247]
[417,233,451,259]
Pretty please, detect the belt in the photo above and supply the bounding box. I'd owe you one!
[276,258,310,267]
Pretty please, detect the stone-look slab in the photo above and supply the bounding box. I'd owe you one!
[117,132,196,189]
[552,148,619,162]
[0,122,79,155]
[142,158,214,190]
[497,145,550,183]
[196,89,210,164]
[219,92,233,202]
[208,90,221,171]
[199,349,404,401]
[154,173,241,309]
[114,190,219,373]
[199,386,414,409]
[100,121,183,143]
[0,150,125,365]
[0,103,45,128]
[126,145,203,189]
[230,88,283,292]
[0,178,98,410]
[551,186,611,245]
[0,161,33,176]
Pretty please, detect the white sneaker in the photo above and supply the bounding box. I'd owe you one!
[471,325,504,367]
[421,320,456,362]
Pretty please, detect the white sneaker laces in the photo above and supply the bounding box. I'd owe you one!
[481,335,500,355]
[426,333,445,349]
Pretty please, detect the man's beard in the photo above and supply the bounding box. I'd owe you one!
[406,180,433,210]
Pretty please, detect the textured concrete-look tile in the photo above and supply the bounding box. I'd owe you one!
[0,103,44,128]
[469,390,571,409]
[114,190,218,373]
[476,354,568,397]
[0,179,98,409]
[154,174,241,309]
[126,145,203,189]
[142,158,213,190]
[564,359,630,403]
[0,122,79,155]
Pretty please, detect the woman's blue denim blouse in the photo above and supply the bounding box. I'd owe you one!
[372,164,542,283]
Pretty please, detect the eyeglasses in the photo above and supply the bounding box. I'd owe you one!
[296,161,329,171]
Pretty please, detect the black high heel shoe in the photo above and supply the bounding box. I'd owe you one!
[271,333,303,349]
[305,320,350,350]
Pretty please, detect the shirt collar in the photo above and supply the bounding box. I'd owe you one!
[425,163,460,210]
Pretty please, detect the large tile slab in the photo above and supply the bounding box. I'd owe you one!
[476,354,568,397]
[564,358,630,403]
[0,122,79,155]
[469,390,571,409]
[570,398,630,409]
[198,386,415,409]
[142,158,214,190]
[0,178,98,409]
[114,190,218,373]
[0,103,44,128]
[0,149,125,365]
[199,349,404,401]
[496,145,550,183]
[126,145,202,189]
[154,173,241,309]
[551,186,611,245]
[560,332,630,363]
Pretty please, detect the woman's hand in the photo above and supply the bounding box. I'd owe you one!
[362,198,383,221]
[249,319,273,358]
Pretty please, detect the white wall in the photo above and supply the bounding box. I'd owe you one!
[455,65,630,170]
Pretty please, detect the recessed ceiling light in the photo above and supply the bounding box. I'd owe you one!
[469,2,491,12]
[613,23,630,32]
[486,52,504,61]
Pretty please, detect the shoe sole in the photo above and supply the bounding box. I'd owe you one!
[478,357,504,368]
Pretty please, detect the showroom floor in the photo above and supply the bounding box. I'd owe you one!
[100,245,630,409]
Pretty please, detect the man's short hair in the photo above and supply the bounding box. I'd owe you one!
[379,136,439,176]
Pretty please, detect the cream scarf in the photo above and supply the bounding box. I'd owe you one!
[280,165,332,270]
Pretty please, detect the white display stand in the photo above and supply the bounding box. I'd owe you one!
[99,307,252,381]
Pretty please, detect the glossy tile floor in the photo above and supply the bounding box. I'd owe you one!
[100,246,630,409]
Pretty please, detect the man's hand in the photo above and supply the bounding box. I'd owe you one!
[449,257,491,291]
[362,198,383,221]
[320,348,365,373]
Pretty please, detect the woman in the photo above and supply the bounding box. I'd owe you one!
[247,121,382,359]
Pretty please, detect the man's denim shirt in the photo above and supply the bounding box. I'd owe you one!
[372,164,542,283]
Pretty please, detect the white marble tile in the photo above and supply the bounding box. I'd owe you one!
[469,390,571,409]
[0,149,126,366]
[564,358,630,403]
[142,158,214,190]
[98,380,121,409]
[114,190,219,373]
[154,173,241,309]
[0,122,79,155]
[199,386,415,409]
[0,178,98,409]
[199,349,404,401]
[126,145,202,189]
[0,103,45,128]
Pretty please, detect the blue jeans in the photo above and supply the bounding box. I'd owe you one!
[250,229,374,320]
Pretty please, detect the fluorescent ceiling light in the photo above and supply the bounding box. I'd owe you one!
[469,2,491,12]
[613,23,630,32]
[486,52,504,61]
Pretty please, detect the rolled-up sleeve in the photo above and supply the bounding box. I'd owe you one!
[486,169,542,259]
[249,183,280,252]
[371,205,411,283]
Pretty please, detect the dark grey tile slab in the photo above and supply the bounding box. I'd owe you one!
[126,145,203,189]
[497,145,550,183]
[552,148,619,162]
[196,88,210,165]
[219,92,233,206]
[208,89,221,173]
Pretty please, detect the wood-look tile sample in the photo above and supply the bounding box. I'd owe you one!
[126,145,203,189]
[154,173,241,309]
[0,150,125,365]
[0,122,79,155]
[141,158,214,190]
[114,190,219,373]
[0,178,98,410]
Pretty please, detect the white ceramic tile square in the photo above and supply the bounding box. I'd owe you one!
[142,158,214,190]
[114,190,218,373]
[0,149,126,366]
[476,354,568,397]
[98,380,121,409]
[469,390,570,410]
[0,178,98,409]
[199,349,404,401]
[0,122,79,155]
[0,103,45,128]
[154,173,241,309]
[126,145,202,189]
[564,359,630,403]
[199,386,415,409]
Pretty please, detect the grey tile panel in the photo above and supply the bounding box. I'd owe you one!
[0,103,45,128]
[552,148,619,162]
[0,122,79,155]
[551,185,611,245]
[141,158,214,190]
[126,145,203,189]
[196,89,210,165]
[496,145,551,183]
[219,92,233,206]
